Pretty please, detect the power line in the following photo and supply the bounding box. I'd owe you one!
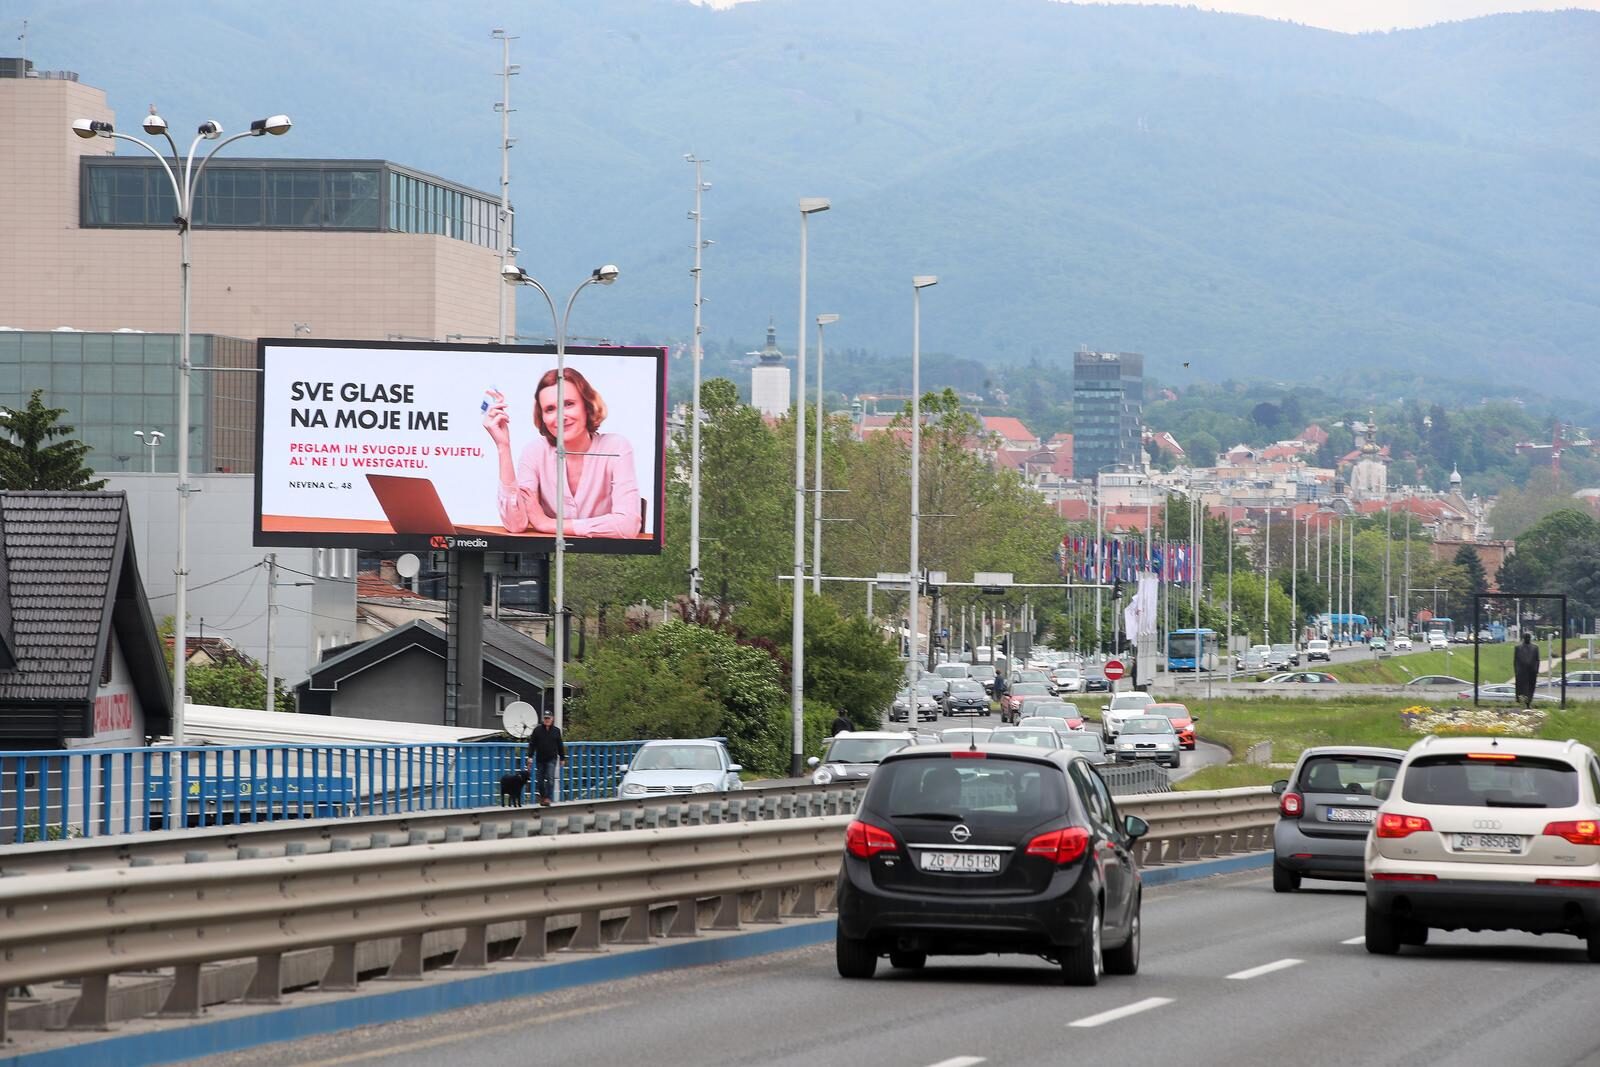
[147,561,262,600]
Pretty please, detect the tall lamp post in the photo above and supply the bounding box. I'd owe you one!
[811,312,840,594]
[909,275,938,686]
[685,154,711,604]
[502,263,621,730]
[73,110,291,744]
[791,197,829,774]
[133,428,164,473]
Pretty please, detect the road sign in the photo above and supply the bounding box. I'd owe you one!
[874,571,912,592]
[973,571,1013,587]
[1103,659,1126,681]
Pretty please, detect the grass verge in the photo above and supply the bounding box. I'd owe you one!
[1321,646,1514,684]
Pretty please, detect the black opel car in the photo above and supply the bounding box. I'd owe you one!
[834,744,1147,985]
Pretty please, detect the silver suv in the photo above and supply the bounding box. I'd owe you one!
[1365,735,1600,959]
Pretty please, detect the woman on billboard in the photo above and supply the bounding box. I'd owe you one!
[483,367,643,536]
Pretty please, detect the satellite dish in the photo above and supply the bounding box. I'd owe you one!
[395,553,420,579]
[502,701,538,738]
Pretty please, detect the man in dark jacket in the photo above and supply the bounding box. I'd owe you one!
[1513,633,1541,709]
[527,710,566,806]
[830,712,853,736]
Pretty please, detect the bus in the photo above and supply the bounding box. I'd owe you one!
[1167,628,1220,672]
[1426,618,1453,639]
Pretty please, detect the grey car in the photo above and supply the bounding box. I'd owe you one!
[1270,745,1404,891]
[942,678,991,716]
[1059,732,1110,766]
[617,739,744,797]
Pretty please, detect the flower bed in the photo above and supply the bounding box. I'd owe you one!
[1399,705,1546,736]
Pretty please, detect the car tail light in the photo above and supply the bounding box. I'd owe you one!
[1279,792,1303,817]
[1370,872,1438,882]
[1536,878,1600,888]
[1376,813,1433,838]
[1542,820,1600,846]
[951,750,986,759]
[1467,753,1517,761]
[845,820,898,859]
[1025,826,1091,865]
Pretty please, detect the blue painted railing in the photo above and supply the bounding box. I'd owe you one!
[0,740,647,844]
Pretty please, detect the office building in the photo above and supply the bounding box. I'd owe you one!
[1072,349,1145,477]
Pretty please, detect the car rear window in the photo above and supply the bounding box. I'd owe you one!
[875,757,1068,818]
[1401,754,1578,808]
[826,737,911,764]
[1297,755,1399,794]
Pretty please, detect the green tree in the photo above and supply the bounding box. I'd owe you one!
[0,390,106,490]
[1453,545,1489,599]
[186,660,294,712]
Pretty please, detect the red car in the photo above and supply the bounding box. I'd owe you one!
[1149,702,1196,750]
[1001,682,1052,724]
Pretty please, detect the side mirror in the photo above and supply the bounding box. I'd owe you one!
[806,756,820,768]
[1123,814,1149,839]
[1270,779,1289,795]
[728,763,742,774]
[1374,778,1395,801]
[1101,705,1110,713]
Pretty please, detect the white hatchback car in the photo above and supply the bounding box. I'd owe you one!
[1365,735,1600,959]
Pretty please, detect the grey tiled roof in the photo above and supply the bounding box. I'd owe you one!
[0,492,124,703]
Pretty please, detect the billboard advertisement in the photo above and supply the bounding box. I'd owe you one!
[254,338,666,554]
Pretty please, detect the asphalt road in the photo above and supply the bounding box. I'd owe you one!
[199,868,1600,1067]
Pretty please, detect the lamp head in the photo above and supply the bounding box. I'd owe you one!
[197,120,222,139]
[142,110,168,136]
[816,313,840,326]
[798,196,830,215]
[501,263,530,285]
[73,119,113,139]
[592,264,620,284]
[250,114,292,136]
[913,275,939,289]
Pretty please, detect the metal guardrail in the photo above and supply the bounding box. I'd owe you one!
[0,780,865,876]
[0,787,1276,1038]
[1098,761,1172,795]
[0,740,644,845]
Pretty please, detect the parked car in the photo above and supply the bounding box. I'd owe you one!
[1101,692,1158,740]
[834,743,1147,984]
[1059,732,1111,766]
[1458,683,1557,705]
[1261,671,1340,685]
[942,678,990,716]
[1268,644,1300,669]
[1405,675,1471,688]
[1392,635,1413,652]
[1305,639,1332,662]
[809,731,922,785]
[1564,671,1600,689]
[1364,736,1600,958]
[1002,682,1052,724]
[1270,745,1404,892]
[1113,717,1181,768]
[1149,702,1196,750]
[618,739,743,797]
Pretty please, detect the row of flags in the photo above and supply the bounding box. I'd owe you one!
[1055,536,1196,584]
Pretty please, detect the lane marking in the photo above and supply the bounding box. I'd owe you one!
[926,1059,987,1067]
[292,1000,624,1067]
[1342,935,1366,945]
[1068,996,1174,1028]
[1226,957,1304,980]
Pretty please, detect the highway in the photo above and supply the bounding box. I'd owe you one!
[196,867,1600,1067]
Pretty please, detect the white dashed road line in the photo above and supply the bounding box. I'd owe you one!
[1342,935,1366,945]
[1067,996,1175,1028]
[926,1058,986,1067]
[1226,957,1304,980]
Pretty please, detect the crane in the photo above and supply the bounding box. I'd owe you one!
[1514,421,1594,482]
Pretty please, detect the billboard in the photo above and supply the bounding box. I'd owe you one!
[254,338,666,554]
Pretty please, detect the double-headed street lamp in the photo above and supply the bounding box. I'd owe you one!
[133,428,164,473]
[790,197,829,775]
[502,263,621,729]
[73,110,291,744]
[811,312,840,595]
[908,275,938,683]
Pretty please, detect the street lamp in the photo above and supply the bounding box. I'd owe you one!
[72,109,291,744]
[811,312,840,595]
[502,262,621,731]
[909,275,938,689]
[790,197,829,775]
[132,428,164,473]
[686,154,711,605]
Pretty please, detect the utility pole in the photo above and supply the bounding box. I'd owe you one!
[492,28,518,346]
[1403,512,1412,637]
[1384,506,1393,636]
[1291,513,1298,645]
[263,553,277,715]
[686,154,709,604]
[1263,507,1272,642]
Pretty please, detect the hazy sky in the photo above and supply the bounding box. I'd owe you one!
[693,0,1600,34]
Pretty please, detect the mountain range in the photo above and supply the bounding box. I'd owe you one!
[25,0,1600,393]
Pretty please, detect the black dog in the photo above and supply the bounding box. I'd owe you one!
[499,769,531,807]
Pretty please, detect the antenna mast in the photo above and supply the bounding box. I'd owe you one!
[492,28,520,344]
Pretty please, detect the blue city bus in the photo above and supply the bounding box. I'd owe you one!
[1320,613,1370,642]
[1167,628,1220,672]
[1427,617,1454,640]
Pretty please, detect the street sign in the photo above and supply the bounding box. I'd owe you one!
[1103,659,1126,681]
[874,571,912,592]
[973,571,1013,587]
